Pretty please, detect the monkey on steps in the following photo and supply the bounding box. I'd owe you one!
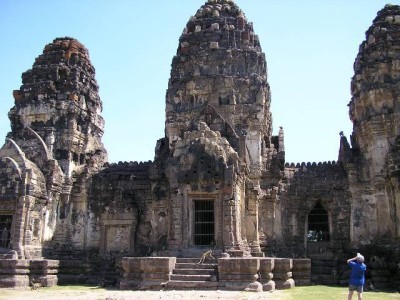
[30,278,42,290]
[198,250,215,264]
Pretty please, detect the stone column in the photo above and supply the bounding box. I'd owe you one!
[245,189,262,255]
[11,169,32,259]
[218,257,261,291]
[169,192,183,252]
[274,258,295,289]
[245,131,262,178]
[223,198,236,251]
[21,194,35,259]
[12,195,27,259]
[222,168,244,254]
[259,257,275,291]
[292,258,311,286]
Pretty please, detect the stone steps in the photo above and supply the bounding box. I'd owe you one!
[171,274,214,281]
[166,280,219,290]
[173,268,215,275]
[165,257,218,290]
[175,262,216,269]
[176,257,218,265]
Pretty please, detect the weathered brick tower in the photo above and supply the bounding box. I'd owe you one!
[166,0,274,175]
[162,0,282,256]
[346,5,400,243]
[0,0,399,290]
[0,37,107,258]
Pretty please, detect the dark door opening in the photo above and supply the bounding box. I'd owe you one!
[307,203,329,242]
[194,200,215,246]
[0,215,12,248]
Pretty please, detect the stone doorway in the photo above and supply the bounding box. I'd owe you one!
[307,203,330,242]
[194,200,215,246]
[306,203,331,257]
[0,215,12,248]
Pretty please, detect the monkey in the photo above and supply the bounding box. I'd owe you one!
[30,278,41,290]
[198,250,215,264]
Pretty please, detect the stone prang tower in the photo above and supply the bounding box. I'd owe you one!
[9,38,107,178]
[165,0,278,177]
[0,37,107,258]
[160,0,283,256]
[345,5,400,244]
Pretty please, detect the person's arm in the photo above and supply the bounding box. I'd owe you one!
[347,256,357,264]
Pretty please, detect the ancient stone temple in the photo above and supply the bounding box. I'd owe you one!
[0,0,399,291]
[0,38,107,259]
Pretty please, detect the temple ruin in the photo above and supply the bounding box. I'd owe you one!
[0,0,399,291]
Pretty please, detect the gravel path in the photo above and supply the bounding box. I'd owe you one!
[0,288,286,300]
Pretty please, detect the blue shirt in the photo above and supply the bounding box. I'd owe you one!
[348,261,366,286]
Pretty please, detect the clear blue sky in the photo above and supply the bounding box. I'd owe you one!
[0,0,395,163]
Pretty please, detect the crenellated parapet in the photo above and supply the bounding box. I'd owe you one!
[285,161,341,168]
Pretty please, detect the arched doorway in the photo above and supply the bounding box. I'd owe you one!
[306,202,332,257]
[307,203,330,242]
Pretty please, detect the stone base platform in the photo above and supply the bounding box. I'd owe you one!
[120,257,312,292]
[0,259,92,288]
[0,256,312,291]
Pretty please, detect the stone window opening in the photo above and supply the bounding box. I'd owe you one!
[32,218,42,242]
[307,203,330,242]
[194,200,215,246]
[0,215,12,248]
[55,149,69,160]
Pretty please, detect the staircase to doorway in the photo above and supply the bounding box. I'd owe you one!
[166,258,219,290]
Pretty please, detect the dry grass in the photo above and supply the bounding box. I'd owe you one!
[0,285,398,300]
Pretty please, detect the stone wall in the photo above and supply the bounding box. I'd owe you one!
[260,161,350,258]
[120,257,176,290]
[0,258,119,288]
[88,161,166,256]
[0,259,59,288]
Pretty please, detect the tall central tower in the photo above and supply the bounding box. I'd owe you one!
[165,0,274,177]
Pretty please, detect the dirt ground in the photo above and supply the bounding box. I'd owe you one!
[0,287,286,300]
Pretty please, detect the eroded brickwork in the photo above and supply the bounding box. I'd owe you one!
[347,5,400,244]
[0,37,107,259]
[166,0,276,179]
